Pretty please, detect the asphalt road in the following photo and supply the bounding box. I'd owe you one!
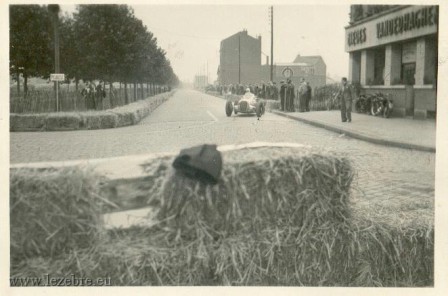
[10,89,435,200]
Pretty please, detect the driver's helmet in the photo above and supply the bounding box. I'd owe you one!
[245,88,251,93]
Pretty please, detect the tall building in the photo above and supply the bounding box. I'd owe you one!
[194,75,208,89]
[261,55,327,91]
[218,30,261,85]
[345,5,438,119]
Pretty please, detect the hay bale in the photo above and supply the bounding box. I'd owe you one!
[349,195,434,286]
[10,144,433,286]
[10,167,106,260]
[80,111,118,130]
[45,112,81,131]
[157,146,353,236]
[10,113,47,131]
[112,109,135,127]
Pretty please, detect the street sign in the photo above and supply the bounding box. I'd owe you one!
[50,73,65,81]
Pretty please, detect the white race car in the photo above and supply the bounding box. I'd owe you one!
[225,92,265,118]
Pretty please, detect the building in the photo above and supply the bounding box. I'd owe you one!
[345,5,438,119]
[194,75,208,89]
[261,55,327,91]
[218,30,262,85]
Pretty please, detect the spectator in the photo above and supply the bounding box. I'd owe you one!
[298,78,307,112]
[272,82,279,100]
[336,77,353,122]
[280,80,286,111]
[305,82,312,111]
[95,81,106,110]
[285,78,295,112]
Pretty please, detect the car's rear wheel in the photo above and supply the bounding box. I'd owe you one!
[225,101,233,117]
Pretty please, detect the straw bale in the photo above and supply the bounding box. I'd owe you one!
[45,112,81,131]
[9,145,433,286]
[10,167,106,260]
[10,113,47,131]
[80,111,118,130]
[157,146,353,237]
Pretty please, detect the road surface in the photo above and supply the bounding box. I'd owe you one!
[10,89,435,200]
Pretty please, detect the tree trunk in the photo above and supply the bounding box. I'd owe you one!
[75,78,79,111]
[141,82,144,99]
[133,82,137,101]
[24,74,28,98]
[109,81,113,108]
[16,69,20,96]
[124,82,128,105]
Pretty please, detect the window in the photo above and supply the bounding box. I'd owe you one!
[400,41,416,85]
[373,47,385,85]
[401,63,416,85]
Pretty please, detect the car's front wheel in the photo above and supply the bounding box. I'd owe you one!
[225,101,233,117]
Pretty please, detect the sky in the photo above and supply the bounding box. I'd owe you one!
[60,4,350,83]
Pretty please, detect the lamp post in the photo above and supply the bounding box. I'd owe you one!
[48,4,60,112]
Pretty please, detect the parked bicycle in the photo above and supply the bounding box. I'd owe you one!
[355,92,393,118]
[370,93,394,118]
[354,94,372,114]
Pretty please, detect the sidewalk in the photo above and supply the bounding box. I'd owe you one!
[272,110,436,152]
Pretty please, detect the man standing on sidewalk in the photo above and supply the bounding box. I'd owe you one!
[336,77,353,122]
[280,81,286,111]
[285,78,295,112]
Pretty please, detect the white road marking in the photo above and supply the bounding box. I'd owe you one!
[206,110,218,122]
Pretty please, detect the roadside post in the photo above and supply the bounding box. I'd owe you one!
[50,73,65,112]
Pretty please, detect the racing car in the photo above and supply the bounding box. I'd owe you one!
[225,90,265,118]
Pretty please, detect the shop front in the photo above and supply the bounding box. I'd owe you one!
[345,5,438,119]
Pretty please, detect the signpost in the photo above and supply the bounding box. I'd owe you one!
[50,73,65,112]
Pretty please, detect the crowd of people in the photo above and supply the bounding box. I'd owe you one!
[215,78,313,113]
[81,81,107,110]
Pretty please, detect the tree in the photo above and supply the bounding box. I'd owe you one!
[10,5,53,95]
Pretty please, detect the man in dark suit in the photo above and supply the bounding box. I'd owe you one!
[336,77,353,122]
[285,79,295,112]
[280,81,286,111]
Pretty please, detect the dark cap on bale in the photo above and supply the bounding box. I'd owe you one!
[172,144,222,184]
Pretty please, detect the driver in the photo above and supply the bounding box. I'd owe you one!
[242,88,256,102]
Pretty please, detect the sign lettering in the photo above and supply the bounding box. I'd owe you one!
[50,73,65,81]
[347,27,367,46]
[376,6,437,39]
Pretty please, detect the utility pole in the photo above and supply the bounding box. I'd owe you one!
[270,6,274,82]
[49,4,60,112]
[238,34,241,84]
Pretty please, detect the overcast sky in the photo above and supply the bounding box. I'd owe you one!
[61,4,350,83]
[133,5,350,83]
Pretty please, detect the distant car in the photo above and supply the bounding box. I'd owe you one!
[225,92,265,118]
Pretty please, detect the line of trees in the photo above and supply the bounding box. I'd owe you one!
[10,4,179,102]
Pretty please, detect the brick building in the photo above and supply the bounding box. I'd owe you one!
[260,55,327,91]
[346,5,438,119]
[218,30,262,85]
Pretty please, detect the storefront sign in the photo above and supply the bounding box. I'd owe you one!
[376,6,437,39]
[347,27,367,46]
[345,5,438,52]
